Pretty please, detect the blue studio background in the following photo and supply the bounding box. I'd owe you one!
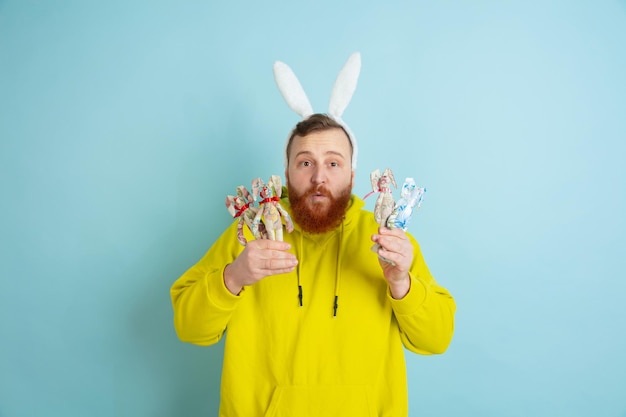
[1,1,625,416]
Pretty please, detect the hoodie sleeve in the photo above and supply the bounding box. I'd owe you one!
[170,221,245,346]
[388,236,456,355]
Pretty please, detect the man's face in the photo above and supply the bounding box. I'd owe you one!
[286,128,354,233]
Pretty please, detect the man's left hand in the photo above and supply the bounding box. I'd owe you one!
[371,227,413,299]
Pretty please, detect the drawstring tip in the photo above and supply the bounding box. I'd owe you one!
[333,295,339,317]
[298,285,303,307]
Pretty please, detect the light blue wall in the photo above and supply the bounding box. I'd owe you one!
[1,1,625,416]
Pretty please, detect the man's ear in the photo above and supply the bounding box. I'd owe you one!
[285,169,289,184]
[351,170,355,187]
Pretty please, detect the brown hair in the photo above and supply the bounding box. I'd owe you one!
[285,114,352,165]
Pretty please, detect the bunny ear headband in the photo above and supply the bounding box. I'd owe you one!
[273,52,361,169]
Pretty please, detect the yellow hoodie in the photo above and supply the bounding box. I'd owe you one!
[171,193,455,417]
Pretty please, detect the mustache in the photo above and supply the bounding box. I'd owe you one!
[305,185,330,196]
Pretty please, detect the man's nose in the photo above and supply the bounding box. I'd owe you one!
[311,167,327,184]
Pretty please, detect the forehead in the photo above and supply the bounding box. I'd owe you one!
[289,128,352,158]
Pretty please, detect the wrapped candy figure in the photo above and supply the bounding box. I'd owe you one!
[225,185,267,246]
[369,168,397,227]
[386,178,425,230]
[366,169,426,265]
[251,175,294,241]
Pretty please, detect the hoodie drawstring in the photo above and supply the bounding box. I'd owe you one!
[297,231,304,307]
[295,221,344,317]
[333,222,344,317]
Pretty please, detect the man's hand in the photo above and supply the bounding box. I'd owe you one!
[224,239,298,295]
[371,227,413,299]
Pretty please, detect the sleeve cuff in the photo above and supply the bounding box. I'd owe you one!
[388,273,427,316]
[205,265,243,311]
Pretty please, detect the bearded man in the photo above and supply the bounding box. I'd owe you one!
[170,113,456,417]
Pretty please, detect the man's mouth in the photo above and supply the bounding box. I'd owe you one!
[309,190,329,203]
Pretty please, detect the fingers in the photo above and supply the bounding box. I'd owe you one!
[230,239,298,287]
[257,250,298,272]
[371,227,413,273]
[371,227,410,254]
[252,239,292,251]
[246,239,298,271]
[377,226,406,238]
[262,256,298,275]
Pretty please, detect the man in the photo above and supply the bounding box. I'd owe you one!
[170,113,455,416]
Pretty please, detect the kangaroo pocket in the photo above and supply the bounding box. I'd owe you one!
[264,385,376,417]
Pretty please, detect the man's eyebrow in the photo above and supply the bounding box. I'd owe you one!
[294,150,347,159]
[325,150,346,159]
[294,150,312,158]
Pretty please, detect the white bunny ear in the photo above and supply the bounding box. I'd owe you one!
[328,52,361,118]
[273,61,313,118]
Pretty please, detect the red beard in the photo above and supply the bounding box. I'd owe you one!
[287,183,352,234]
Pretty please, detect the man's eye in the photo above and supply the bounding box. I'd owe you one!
[330,162,338,167]
[301,161,311,167]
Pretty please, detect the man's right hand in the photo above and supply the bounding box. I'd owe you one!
[223,239,298,295]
